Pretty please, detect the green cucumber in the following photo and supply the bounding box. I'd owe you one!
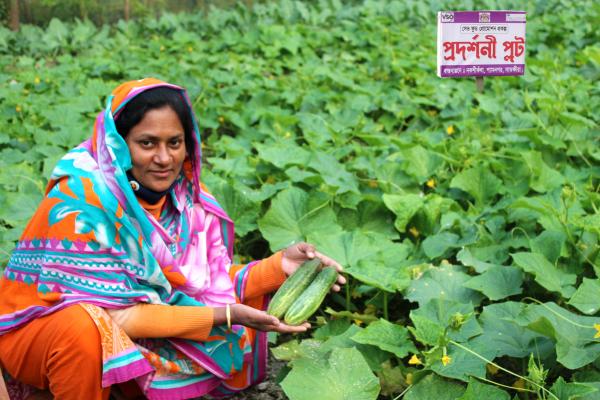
[284,266,337,326]
[267,258,321,318]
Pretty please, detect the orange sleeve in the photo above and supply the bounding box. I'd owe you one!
[229,252,287,302]
[107,304,214,341]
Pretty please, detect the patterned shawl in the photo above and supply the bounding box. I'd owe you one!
[0,79,265,399]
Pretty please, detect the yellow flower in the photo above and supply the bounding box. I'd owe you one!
[594,323,600,338]
[34,76,41,84]
[441,355,452,366]
[426,178,436,188]
[446,125,455,135]
[405,373,413,385]
[408,355,422,365]
[15,105,22,113]
[218,116,225,124]
[187,46,193,53]
[486,363,499,375]
[409,227,420,238]
[512,378,525,390]
[284,131,292,138]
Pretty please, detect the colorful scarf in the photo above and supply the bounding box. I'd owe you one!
[0,79,266,398]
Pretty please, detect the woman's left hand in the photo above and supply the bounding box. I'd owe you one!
[281,242,346,292]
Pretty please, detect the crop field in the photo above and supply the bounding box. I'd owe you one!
[0,0,599,398]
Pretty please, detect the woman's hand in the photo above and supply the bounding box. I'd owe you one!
[281,242,346,292]
[231,304,310,333]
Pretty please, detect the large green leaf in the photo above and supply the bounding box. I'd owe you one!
[280,347,381,400]
[404,373,466,400]
[550,377,598,400]
[457,377,511,400]
[409,299,482,346]
[257,187,343,250]
[477,302,554,359]
[351,319,417,358]
[450,166,503,206]
[517,302,600,369]
[430,336,496,382]
[522,151,565,193]
[382,193,422,233]
[406,265,484,307]
[422,232,460,259]
[463,266,523,301]
[568,278,600,315]
[511,252,577,298]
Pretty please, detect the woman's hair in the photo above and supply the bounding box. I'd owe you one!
[115,87,195,158]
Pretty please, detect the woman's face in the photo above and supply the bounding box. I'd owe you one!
[125,106,187,192]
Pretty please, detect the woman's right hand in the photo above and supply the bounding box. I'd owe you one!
[230,304,310,334]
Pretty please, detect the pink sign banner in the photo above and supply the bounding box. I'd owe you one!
[437,11,526,78]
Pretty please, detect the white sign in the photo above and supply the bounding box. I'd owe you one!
[437,11,526,77]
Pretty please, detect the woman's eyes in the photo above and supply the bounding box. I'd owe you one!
[137,138,183,148]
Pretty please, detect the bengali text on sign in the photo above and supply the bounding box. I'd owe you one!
[437,11,526,78]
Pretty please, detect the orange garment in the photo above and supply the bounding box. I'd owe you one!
[0,305,110,400]
[107,251,286,341]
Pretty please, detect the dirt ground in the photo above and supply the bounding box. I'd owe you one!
[227,351,288,400]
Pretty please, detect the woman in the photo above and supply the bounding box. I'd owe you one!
[0,78,344,399]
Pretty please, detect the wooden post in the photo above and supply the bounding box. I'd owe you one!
[124,0,130,21]
[475,76,484,93]
[9,0,20,32]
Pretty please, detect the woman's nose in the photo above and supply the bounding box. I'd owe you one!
[153,144,170,164]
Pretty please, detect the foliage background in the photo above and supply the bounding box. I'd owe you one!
[0,0,599,398]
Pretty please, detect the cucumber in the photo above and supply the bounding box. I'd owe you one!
[284,266,337,326]
[267,258,321,318]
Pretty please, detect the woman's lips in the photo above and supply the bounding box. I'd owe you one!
[149,170,172,178]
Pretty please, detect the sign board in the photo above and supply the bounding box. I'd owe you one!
[437,11,526,77]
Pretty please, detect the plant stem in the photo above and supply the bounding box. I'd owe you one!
[448,340,559,400]
[383,291,389,320]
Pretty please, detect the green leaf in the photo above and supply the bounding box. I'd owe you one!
[404,373,466,400]
[351,319,417,358]
[522,151,565,193]
[382,193,423,233]
[422,232,460,259]
[550,377,598,400]
[450,166,503,206]
[457,377,511,400]
[517,302,600,369]
[568,278,600,315]
[281,347,381,400]
[271,339,323,363]
[477,302,554,359]
[337,200,398,239]
[430,336,496,382]
[406,265,484,307]
[318,324,390,372]
[456,247,500,273]
[463,266,523,301]
[307,152,360,195]
[258,187,343,250]
[530,230,567,265]
[256,141,310,169]
[400,145,443,183]
[409,299,482,346]
[511,252,576,298]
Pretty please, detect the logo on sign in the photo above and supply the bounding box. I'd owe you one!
[441,12,454,22]
[479,12,491,23]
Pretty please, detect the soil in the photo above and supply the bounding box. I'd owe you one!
[227,351,288,400]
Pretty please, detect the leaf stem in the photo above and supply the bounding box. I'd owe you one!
[383,291,389,320]
[448,340,559,400]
